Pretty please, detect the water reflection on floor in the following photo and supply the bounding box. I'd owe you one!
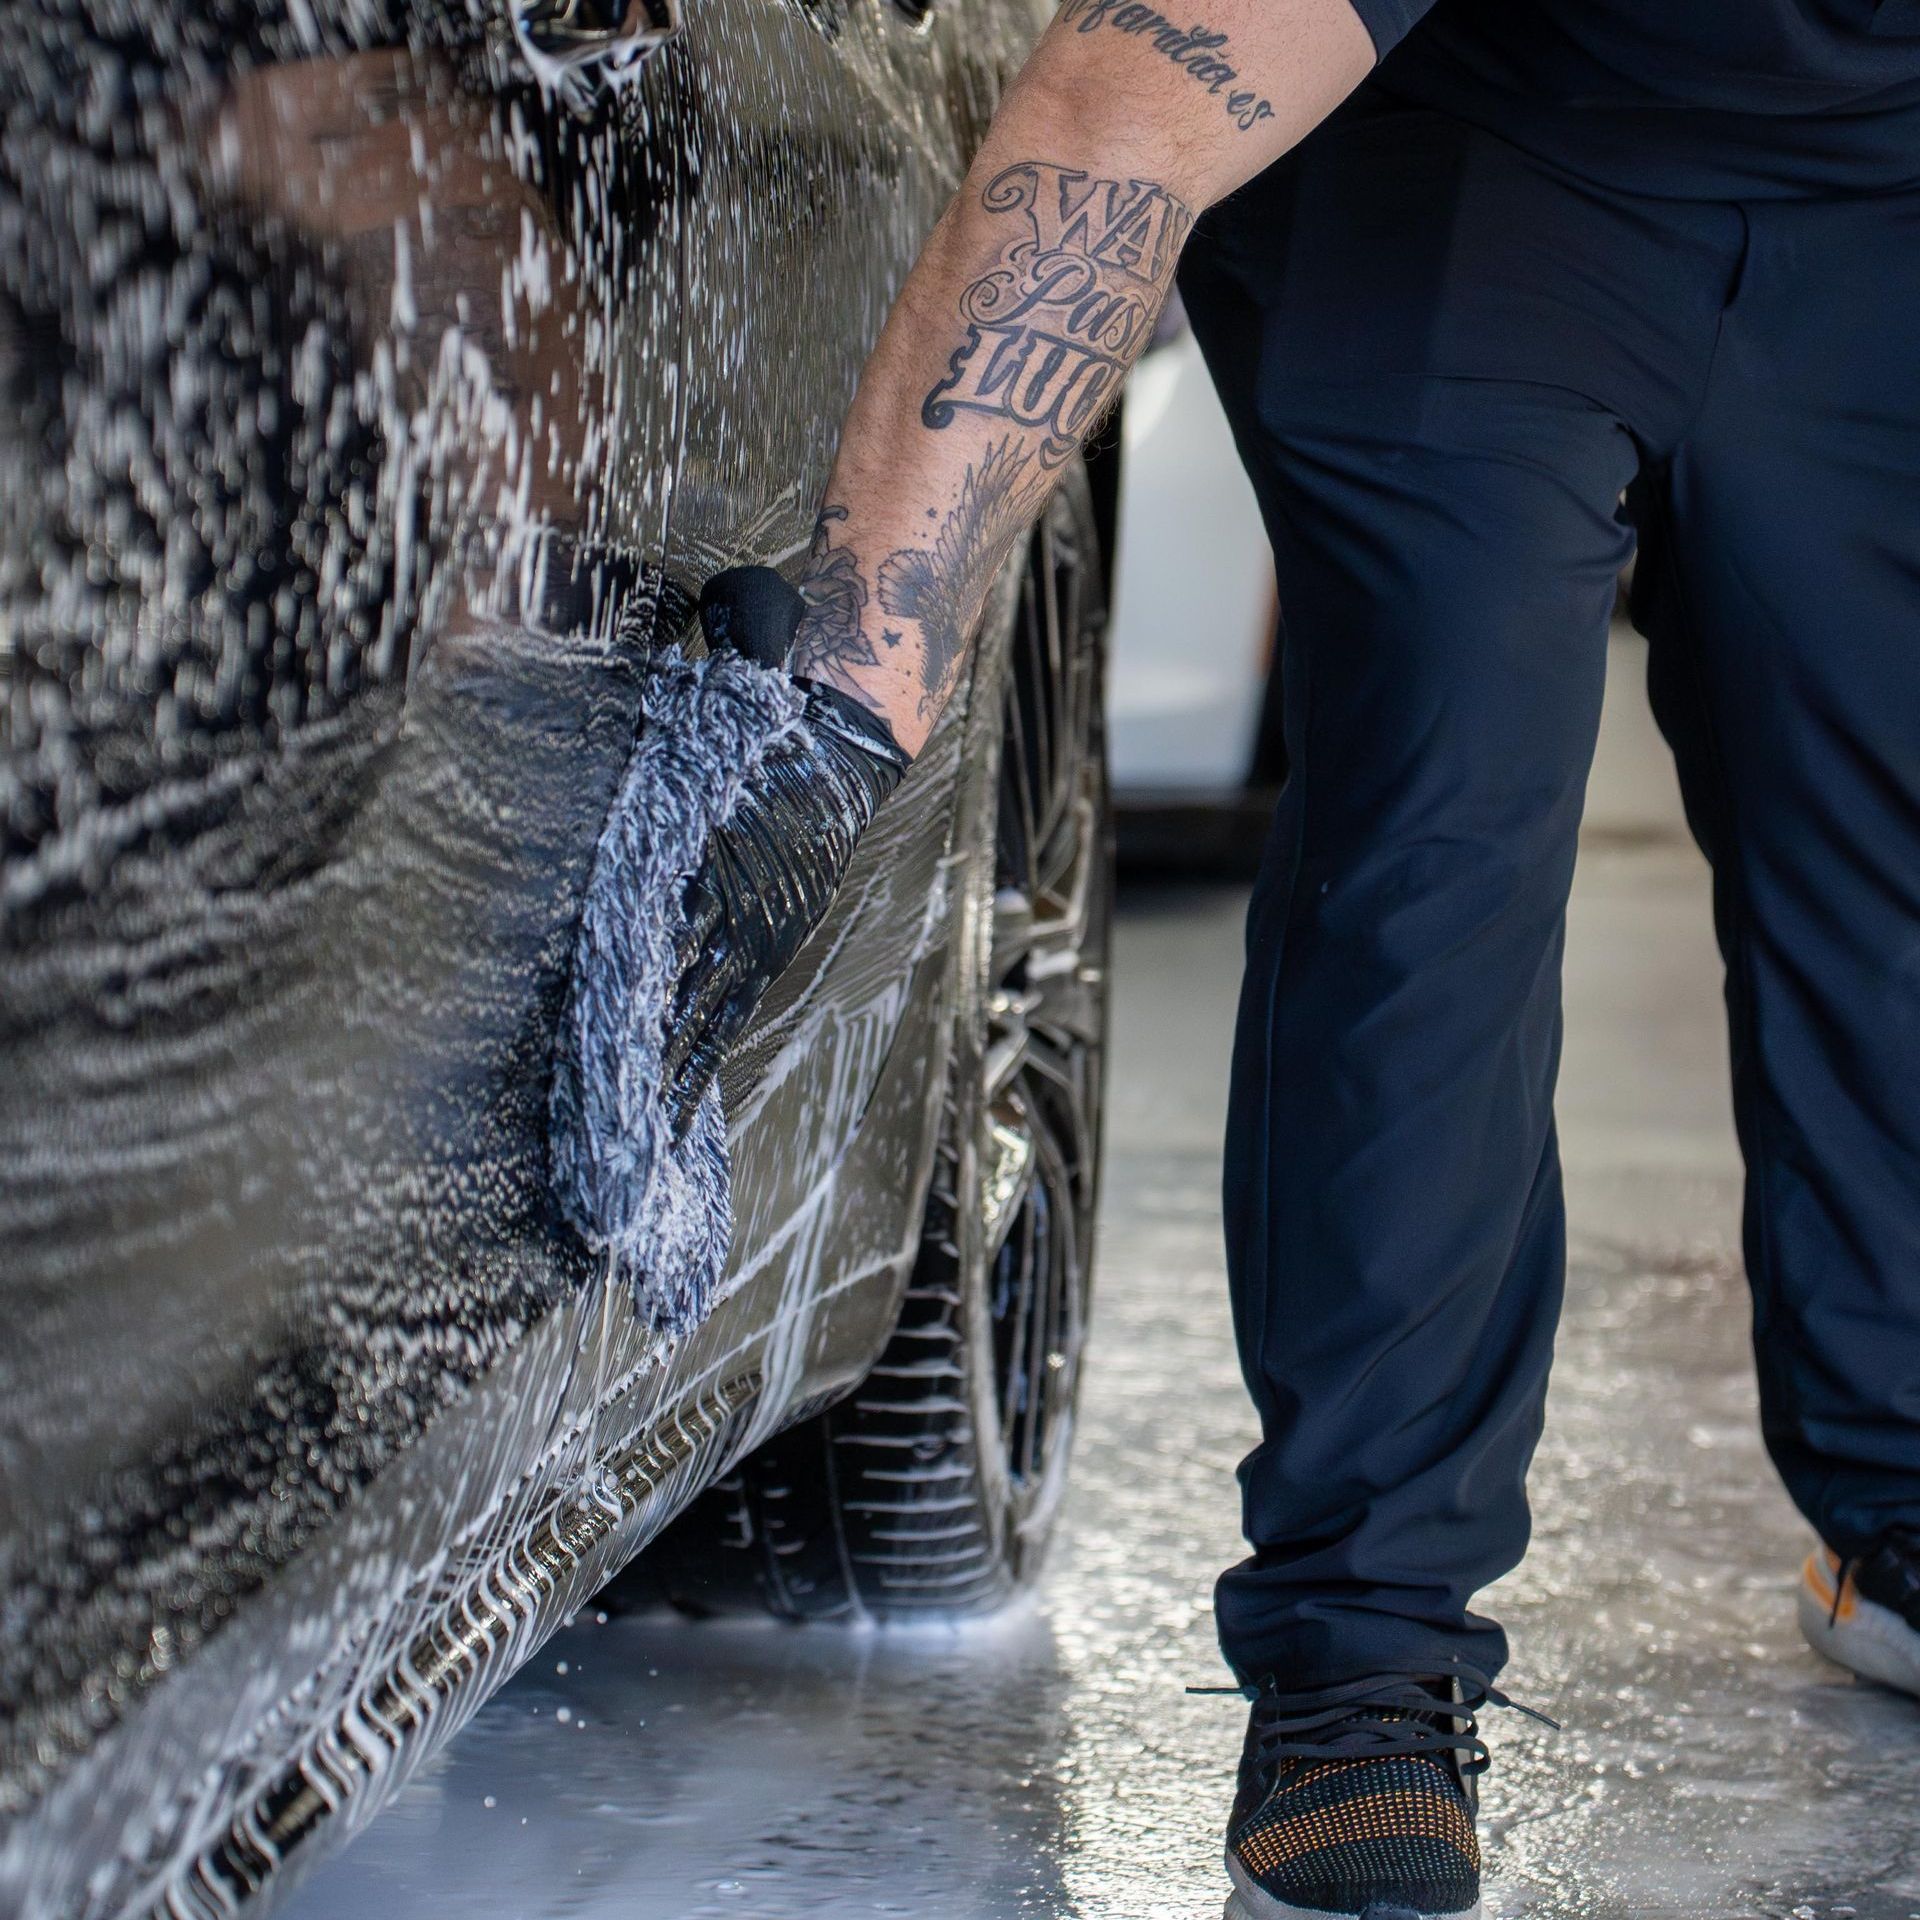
[285,655,1920,1918]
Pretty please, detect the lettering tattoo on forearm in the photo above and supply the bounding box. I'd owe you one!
[796,159,1192,741]
[1057,0,1274,133]
[924,160,1193,466]
[903,162,1190,711]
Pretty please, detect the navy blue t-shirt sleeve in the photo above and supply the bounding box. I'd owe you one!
[1342,0,1435,60]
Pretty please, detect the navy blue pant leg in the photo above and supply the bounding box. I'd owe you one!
[1192,383,1633,1686]
[1181,93,1742,1686]
[1632,190,1920,1559]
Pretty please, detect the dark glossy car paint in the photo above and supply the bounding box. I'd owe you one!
[0,0,1058,1912]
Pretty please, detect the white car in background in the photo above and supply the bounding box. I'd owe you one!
[1108,316,1282,870]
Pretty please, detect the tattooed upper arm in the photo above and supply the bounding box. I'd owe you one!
[1056,0,1275,133]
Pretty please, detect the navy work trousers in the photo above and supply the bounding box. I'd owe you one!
[1181,87,1920,1687]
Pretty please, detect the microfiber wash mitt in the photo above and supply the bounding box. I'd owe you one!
[548,585,911,1343]
[548,645,808,1341]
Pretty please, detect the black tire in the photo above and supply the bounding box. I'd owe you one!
[626,468,1112,1620]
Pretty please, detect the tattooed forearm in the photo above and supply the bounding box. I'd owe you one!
[895,164,1187,699]
[794,448,1042,719]
[795,160,1194,750]
[924,160,1193,465]
[879,439,1042,713]
[1057,0,1274,133]
[790,505,883,705]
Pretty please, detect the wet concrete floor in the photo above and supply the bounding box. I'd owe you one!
[284,640,1920,1918]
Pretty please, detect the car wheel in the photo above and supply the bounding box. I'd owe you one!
[627,466,1112,1620]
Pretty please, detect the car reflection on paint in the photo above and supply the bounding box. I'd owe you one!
[0,3,1112,1914]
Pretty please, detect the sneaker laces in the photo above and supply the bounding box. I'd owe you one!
[1829,1554,1853,1629]
[1190,1662,1558,1779]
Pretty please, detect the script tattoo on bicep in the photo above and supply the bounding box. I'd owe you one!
[922,160,1194,468]
[878,438,1040,715]
[1057,0,1274,133]
[791,504,883,705]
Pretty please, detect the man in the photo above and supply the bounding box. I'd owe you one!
[674,2,1920,1915]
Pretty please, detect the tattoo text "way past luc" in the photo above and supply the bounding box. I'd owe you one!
[922,161,1193,466]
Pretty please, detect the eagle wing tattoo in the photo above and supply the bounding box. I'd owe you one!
[877,439,1038,716]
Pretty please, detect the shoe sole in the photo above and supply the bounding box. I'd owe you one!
[1225,1856,1483,1920]
[1799,1556,1920,1699]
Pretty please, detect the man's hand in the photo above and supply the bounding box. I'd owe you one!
[662,569,912,1135]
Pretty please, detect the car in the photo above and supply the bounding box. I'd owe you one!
[0,0,1113,1913]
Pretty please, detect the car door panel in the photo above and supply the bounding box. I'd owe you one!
[0,0,1048,1909]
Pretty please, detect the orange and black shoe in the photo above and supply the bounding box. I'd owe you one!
[1217,1667,1543,1920]
[1799,1530,1920,1699]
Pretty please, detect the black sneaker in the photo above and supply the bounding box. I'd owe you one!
[1219,1668,1525,1920]
[1800,1530,1920,1698]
